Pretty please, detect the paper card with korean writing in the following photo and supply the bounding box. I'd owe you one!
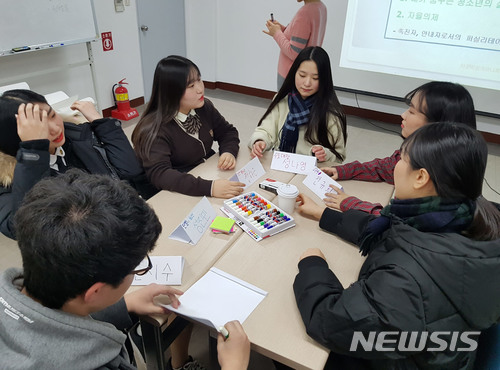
[229,156,266,188]
[132,256,185,286]
[302,167,344,201]
[169,197,216,245]
[270,151,317,175]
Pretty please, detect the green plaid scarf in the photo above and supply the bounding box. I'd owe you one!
[359,196,474,256]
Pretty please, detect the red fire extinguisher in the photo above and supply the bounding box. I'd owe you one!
[111,78,139,121]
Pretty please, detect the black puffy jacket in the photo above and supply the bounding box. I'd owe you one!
[294,209,500,369]
[0,118,156,239]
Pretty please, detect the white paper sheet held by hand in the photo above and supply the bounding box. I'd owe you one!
[161,267,267,329]
[132,256,185,286]
[229,156,266,188]
[303,167,344,201]
[270,151,317,175]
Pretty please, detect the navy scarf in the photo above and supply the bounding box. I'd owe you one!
[359,196,474,256]
[278,89,315,153]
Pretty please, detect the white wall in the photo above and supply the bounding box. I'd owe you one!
[184,0,500,135]
[2,0,499,134]
[0,0,143,111]
[90,0,144,109]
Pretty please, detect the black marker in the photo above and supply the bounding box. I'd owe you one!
[12,46,31,52]
[270,13,274,22]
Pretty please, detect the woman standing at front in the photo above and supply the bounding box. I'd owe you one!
[264,0,327,89]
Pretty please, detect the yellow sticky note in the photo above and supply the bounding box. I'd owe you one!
[209,216,235,234]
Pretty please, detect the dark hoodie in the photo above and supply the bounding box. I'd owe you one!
[294,209,500,369]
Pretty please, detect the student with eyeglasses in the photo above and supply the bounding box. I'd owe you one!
[0,170,250,370]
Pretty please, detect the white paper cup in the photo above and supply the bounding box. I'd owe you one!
[277,184,299,214]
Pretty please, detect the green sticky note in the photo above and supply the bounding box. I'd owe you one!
[209,216,235,233]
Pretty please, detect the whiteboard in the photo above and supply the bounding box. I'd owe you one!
[0,0,98,55]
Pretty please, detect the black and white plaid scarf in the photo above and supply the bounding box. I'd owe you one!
[278,89,315,153]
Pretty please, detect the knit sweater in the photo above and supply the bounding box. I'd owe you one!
[248,97,345,164]
[273,1,327,79]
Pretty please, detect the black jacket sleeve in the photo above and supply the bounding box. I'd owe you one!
[293,255,426,360]
[90,118,144,180]
[319,208,377,245]
[0,140,51,239]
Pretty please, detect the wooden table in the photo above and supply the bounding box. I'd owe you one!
[136,150,295,368]
[136,148,395,369]
[211,175,394,369]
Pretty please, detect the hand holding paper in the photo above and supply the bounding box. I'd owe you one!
[124,284,183,316]
[302,167,344,201]
[323,184,352,211]
[161,268,267,329]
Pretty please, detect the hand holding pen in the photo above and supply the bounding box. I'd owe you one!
[217,321,250,370]
[263,12,284,37]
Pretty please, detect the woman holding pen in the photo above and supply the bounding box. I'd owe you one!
[264,0,327,89]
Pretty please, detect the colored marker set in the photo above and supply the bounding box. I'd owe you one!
[221,192,295,241]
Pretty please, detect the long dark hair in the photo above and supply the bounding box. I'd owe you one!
[401,123,500,241]
[258,47,347,162]
[404,82,476,129]
[0,89,48,157]
[132,56,201,160]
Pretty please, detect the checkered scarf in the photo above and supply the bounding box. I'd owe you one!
[359,196,474,256]
[278,89,315,153]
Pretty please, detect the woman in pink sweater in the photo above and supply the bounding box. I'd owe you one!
[264,0,327,89]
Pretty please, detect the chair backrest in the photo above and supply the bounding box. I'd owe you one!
[474,324,500,370]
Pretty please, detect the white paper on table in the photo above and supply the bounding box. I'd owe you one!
[302,167,344,201]
[229,156,266,188]
[270,151,317,175]
[169,197,216,245]
[161,267,267,328]
[132,256,185,286]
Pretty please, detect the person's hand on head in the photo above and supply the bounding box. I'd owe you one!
[296,193,325,221]
[311,145,327,162]
[217,320,250,370]
[320,166,339,180]
[263,20,282,37]
[218,152,236,170]
[299,248,326,262]
[70,100,102,122]
[124,283,183,316]
[323,185,350,211]
[212,179,245,199]
[251,140,266,158]
[16,103,50,142]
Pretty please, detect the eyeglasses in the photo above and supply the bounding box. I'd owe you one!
[131,255,153,276]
